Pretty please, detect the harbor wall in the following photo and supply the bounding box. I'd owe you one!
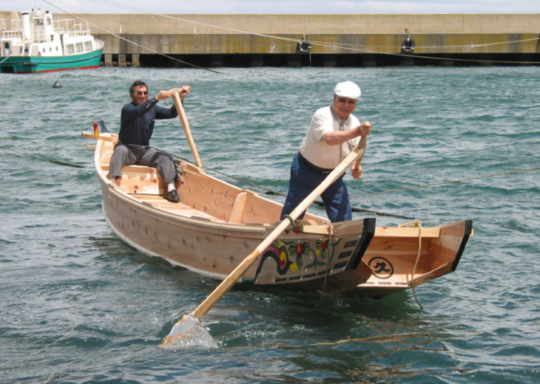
[2,12,540,66]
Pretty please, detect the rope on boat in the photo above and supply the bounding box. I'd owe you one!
[399,220,424,310]
[283,215,296,227]
[317,221,334,304]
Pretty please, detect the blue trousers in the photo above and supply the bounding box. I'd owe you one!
[280,153,352,223]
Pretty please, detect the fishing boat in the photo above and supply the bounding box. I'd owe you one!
[0,8,103,73]
[82,93,472,300]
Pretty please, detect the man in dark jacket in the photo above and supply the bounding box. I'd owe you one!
[108,80,191,203]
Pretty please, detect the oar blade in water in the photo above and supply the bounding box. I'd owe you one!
[158,315,218,350]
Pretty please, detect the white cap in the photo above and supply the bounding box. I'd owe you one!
[334,81,361,100]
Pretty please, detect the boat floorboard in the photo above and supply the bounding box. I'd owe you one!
[128,193,225,222]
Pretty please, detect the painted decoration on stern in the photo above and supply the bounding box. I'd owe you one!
[254,238,343,284]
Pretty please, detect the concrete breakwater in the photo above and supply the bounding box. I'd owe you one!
[1,12,540,67]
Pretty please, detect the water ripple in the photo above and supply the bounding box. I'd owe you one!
[1,66,540,383]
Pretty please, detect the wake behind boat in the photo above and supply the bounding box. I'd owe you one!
[0,8,103,73]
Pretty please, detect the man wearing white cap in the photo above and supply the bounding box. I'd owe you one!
[280,81,371,222]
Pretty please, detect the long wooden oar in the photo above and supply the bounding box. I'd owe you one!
[159,135,368,349]
[170,88,203,168]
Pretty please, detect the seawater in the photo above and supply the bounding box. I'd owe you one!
[0,66,539,383]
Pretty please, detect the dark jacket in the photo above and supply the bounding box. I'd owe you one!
[118,98,178,146]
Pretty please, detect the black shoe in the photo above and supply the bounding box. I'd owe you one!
[163,189,179,203]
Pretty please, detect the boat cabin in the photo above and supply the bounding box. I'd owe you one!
[0,8,98,58]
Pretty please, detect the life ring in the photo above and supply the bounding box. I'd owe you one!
[297,40,312,53]
[401,38,415,54]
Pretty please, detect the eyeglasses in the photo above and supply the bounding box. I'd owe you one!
[136,91,149,95]
[336,98,357,105]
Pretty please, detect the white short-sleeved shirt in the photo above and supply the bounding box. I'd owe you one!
[299,106,360,169]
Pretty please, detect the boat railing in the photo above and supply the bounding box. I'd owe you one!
[1,30,23,39]
[0,19,6,31]
[53,19,92,37]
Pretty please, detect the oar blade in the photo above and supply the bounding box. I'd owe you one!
[158,315,218,350]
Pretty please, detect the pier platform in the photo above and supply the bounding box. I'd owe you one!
[1,12,539,67]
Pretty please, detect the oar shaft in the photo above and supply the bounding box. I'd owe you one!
[170,89,203,169]
[190,136,367,320]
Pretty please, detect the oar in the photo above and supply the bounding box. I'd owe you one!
[170,88,203,169]
[159,135,368,349]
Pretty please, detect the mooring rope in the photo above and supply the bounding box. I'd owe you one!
[399,220,424,310]
[73,0,540,66]
[280,331,452,348]
[309,35,540,52]
[87,0,302,45]
[349,166,540,199]
[75,139,540,219]
[157,149,413,219]
[42,0,220,73]
[0,308,78,370]
[35,154,86,168]
[0,54,11,65]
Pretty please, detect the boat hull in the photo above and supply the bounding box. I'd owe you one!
[0,47,103,74]
[100,178,375,292]
[86,133,472,298]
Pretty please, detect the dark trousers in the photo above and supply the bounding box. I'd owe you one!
[280,153,352,223]
[109,144,176,185]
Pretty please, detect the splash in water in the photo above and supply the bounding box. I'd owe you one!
[159,315,218,350]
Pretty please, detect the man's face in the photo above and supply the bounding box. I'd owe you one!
[332,95,357,121]
[130,85,149,105]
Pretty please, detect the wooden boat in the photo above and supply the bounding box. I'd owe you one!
[0,8,103,74]
[83,127,473,299]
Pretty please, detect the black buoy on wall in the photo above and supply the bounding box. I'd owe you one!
[297,40,312,53]
[401,28,416,54]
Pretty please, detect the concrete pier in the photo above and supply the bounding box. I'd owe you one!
[2,12,540,66]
